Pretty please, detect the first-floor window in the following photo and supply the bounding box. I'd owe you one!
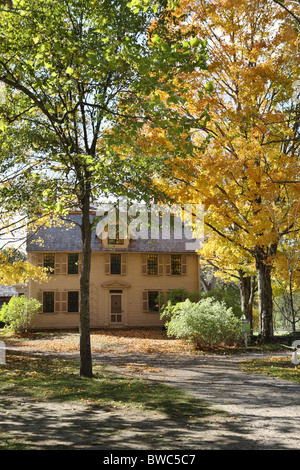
[148,291,159,312]
[43,291,54,313]
[68,291,79,313]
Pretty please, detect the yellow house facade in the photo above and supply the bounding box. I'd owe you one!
[27,210,201,329]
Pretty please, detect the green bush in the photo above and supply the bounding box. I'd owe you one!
[159,286,242,317]
[201,286,243,318]
[158,288,201,306]
[0,296,41,334]
[161,297,244,348]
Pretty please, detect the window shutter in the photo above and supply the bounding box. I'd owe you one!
[61,254,67,275]
[55,253,61,274]
[61,291,68,313]
[165,255,171,275]
[104,254,110,274]
[54,291,61,313]
[182,255,187,275]
[141,254,147,275]
[158,255,163,275]
[121,254,127,275]
[55,253,67,275]
[37,291,43,313]
[142,291,148,312]
[37,253,43,268]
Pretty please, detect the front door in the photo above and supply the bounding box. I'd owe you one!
[110,293,122,324]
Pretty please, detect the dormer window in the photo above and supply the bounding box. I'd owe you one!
[101,223,129,249]
[108,225,125,246]
[96,211,130,249]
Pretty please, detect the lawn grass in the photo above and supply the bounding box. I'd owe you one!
[240,356,300,383]
[0,430,32,450]
[0,353,215,421]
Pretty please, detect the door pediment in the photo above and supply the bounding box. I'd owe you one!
[101,280,131,289]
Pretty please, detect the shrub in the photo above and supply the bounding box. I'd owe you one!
[0,296,41,334]
[161,297,244,348]
[158,288,201,306]
[159,286,242,317]
[201,286,243,318]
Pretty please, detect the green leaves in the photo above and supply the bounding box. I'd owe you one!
[190,37,201,48]
[65,66,74,76]
[126,0,148,13]
[0,0,208,218]
[162,297,244,348]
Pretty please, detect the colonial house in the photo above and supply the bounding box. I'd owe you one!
[26,209,201,329]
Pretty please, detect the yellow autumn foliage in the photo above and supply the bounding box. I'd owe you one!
[0,212,66,286]
[153,0,300,284]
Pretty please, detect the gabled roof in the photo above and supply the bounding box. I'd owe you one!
[27,212,200,253]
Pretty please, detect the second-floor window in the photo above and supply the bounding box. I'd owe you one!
[68,253,79,274]
[171,255,182,275]
[44,253,55,274]
[110,253,121,274]
[147,254,158,275]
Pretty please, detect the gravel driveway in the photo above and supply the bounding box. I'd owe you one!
[97,350,300,450]
[1,347,300,450]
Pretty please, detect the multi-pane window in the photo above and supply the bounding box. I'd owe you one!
[148,291,159,312]
[43,291,54,313]
[147,254,158,275]
[111,314,122,323]
[68,291,79,313]
[171,255,181,275]
[110,254,121,274]
[68,253,79,274]
[44,253,55,274]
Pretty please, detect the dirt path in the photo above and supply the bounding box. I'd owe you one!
[1,345,300,450]
[96,351,300,450]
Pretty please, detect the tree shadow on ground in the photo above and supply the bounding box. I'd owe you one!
[2,339,300,449]
[0,392,292,450]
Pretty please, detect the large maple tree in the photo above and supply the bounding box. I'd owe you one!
[154,0,300,340]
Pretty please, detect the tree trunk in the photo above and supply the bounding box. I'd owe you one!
[255,247,274,342]
[238,271,255,331]
[200,270,217,292]
[288,276,297,337]
[79,188,93,378]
